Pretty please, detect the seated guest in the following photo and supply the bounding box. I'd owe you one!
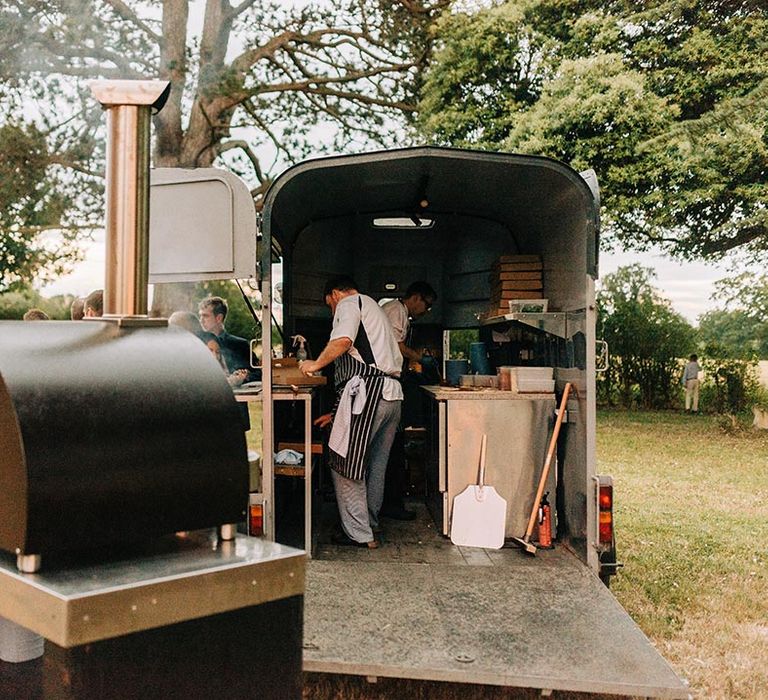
[197,331,247,386]
[70,297,85,320]
[84,289,103,317]
[22,308,49,321]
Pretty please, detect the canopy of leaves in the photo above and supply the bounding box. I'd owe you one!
[698,272,768,359]
[0,121,91,291]
[418,2,557,145]
[418,0,768,262]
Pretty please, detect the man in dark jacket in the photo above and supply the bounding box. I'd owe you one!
[198,295,255,431]
[198,296,252,374]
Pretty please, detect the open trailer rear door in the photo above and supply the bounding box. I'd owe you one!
[304,549,690,698]
[148,167,257,283]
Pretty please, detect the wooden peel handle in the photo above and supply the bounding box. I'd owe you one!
[524,382,572,540]
[478,434,488,487]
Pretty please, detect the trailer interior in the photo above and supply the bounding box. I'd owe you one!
[258,147,689,697]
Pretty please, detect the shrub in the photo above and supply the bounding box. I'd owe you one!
[698,358,761,414]
[597,266,697,409]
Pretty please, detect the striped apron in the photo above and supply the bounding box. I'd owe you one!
[328,297,395,481]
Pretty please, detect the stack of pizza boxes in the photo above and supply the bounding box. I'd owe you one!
[488,254,544,317]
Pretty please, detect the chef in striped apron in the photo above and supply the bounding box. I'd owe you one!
[300,276,403,548]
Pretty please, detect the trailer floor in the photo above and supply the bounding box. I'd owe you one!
[303,501,689,699]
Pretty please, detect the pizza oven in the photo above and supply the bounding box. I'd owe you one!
[0,80,249,572]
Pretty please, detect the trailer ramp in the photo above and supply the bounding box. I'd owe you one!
[303,511,689,698]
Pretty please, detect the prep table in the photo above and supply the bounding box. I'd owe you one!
[234,385,320,554]
[422,386,557,539]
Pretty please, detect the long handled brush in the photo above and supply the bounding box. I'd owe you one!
[511,382,572,555]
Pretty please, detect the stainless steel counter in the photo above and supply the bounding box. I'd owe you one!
[0,531,304,647]
[423,387,556,538]
[423,386,554,401]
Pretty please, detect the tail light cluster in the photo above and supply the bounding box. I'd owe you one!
[598,483,613,545]
[249,495,264,537]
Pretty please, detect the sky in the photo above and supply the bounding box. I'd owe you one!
[599,249,734,323]
[39,229,733,325]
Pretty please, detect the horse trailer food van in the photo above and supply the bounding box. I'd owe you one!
[149,147,689,698]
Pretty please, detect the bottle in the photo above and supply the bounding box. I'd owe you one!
[538,491,553,548]
[292,335,308,361]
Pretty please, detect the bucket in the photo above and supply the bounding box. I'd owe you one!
[469,342,490,375]
[445,359,469,386]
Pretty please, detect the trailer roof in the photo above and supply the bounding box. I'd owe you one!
[262,146,600,277]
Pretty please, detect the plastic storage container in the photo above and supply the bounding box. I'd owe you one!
[511,367,555,393]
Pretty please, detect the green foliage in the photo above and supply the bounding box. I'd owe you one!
[698,309,768,360]
[418,3,556,146]
[503,52,675,234]
[0,121,95,292]
[699,357,761,415]
[597,264,696,408]
[698,272,768,359]
[448,328,479,360]
[418,0,768,262]
[752,384,768,412]
[0,287,75,320]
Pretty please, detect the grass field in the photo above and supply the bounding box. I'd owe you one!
[600,410,768,699]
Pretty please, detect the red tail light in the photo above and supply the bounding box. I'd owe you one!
[249,503,264,537]
[598,484,613,545]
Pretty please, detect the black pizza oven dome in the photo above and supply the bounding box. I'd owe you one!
[0,321,249,569]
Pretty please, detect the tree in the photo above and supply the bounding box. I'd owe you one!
[418,2,557,146]
[418,0,768,262]
[0,0,449,294]
[0,121,92,292]
[596,264,696,408]
[698,272,768,359]
[0,285,74,320]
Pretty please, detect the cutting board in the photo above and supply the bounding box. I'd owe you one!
[272,357,326,386]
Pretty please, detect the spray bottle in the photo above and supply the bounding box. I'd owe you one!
[291,335,308,361]
[537,491,553,549]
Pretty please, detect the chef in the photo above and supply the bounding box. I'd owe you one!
[300,275,403,548]
[379,281,437,520]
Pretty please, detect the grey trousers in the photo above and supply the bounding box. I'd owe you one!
[331,398,401,543]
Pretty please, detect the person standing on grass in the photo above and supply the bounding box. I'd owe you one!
[682,354,702,413]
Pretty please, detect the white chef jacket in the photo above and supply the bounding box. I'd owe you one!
[330,294,403,401]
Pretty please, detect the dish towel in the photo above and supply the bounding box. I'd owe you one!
[328,376,367,459]
[274,449,303,465]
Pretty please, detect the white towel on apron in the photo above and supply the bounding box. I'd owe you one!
[328,376,367,458]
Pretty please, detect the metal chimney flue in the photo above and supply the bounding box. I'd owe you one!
[89,79,171,319]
